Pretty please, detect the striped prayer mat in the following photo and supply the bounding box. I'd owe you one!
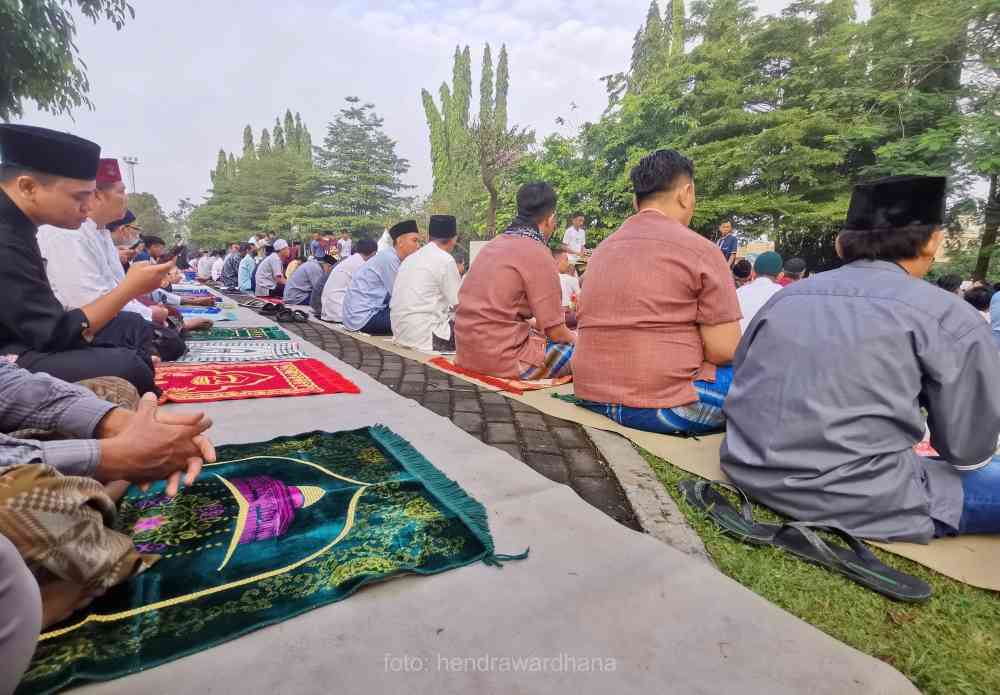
[186,327,291,342]
[175,341,307,364]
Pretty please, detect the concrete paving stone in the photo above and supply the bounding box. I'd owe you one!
[485,422,518,444]
[453,397,482,413]
[564,448,608,478]
[451,412,483,433]
[572,476,625,514]
[423,402,450,417]
[491,443,525,462]
[552,427,588,448]
[481,404,514,422]
[479,392,507,405]
[524,453,570,485]
[508,399,536,413]
[360,367,380,377]
[521,429,559,454]
[422,391,450,405]
[514,412,547,431]
[398,383,425,396]
[542,414,568,428]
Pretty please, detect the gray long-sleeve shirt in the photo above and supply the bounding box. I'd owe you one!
[0,360,115,476]
[721,260,1000,543]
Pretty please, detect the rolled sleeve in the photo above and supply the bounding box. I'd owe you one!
[39,439,101,477]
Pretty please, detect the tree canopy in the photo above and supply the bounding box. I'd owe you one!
[127,192,169,239]
[0,0,134,121]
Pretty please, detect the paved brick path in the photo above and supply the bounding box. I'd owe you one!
[276,318,638,530]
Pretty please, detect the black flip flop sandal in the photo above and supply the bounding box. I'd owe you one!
[259,303,281,315]
[289,309,309,323]
[238,299,266,309]
[771,522,932,603]
[678,479,778,544]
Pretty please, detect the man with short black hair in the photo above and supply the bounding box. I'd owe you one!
[0,126,172,394]
[283,253,336,306]
[237,243,256,293]
[722,176,1000,541]
[736,251,784,332]
[391,215,463,351]
[336,229,352,259]
[140,234,165,262]
[220,242,241,288]
[456,182,576,379]
[574,149,741,435]
[342,221,421,334]
[561,212,587,265]
[777,257,806,286]
[716,220,738,266]
[964,285,993,321]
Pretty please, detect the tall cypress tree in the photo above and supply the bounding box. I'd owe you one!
[480,44,494,125]
[273,117,285,150]
[258,128,272,157]
[671,0,685,55]
[285,109,299,152]
[295,112,305,152]
[495,45,509,132]
[211,148,228,184]
[227,153,237,178]
[242,125,256,160]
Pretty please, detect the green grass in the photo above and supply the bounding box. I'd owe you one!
[641,449,1000,695]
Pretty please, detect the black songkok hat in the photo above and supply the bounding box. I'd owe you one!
[428,214,457,240]
[389,219,418,241]
[845,176,946,231]
[108,209,137,232]
[0,124,101,180]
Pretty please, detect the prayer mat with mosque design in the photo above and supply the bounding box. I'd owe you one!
[186,326,291,342]
[155,359,360,403]
[174,341,308,364]
[171,287,211,296]
[16,427,523,695]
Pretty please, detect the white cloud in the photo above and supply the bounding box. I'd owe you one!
[16,0,866,217]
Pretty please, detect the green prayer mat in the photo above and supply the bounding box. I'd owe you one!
[18,426,521,694]
[185,326,291,341]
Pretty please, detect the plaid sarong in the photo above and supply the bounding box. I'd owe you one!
[519,341,574,380]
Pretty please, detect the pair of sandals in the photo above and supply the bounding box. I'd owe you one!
[678,479,931,602]
[238,298,309,323]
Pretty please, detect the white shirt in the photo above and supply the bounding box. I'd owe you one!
[38,219,152,321]
[390,242,462,351]
[559,272,581,309]
[562,225,586,263]
[211,257,224,281]
[736,276,783,333]
[337,238,352,258]
[377,229,392,252]
[321,253,366,322]
[254,253,285,296]
[196,255,214,279]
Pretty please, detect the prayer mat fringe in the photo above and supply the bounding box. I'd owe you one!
[369,425,529,568]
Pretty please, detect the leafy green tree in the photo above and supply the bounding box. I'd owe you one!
[257,128,272,157]
[308,97,412,229]
[0,0,134,120]
[285,110,298,151]
[242,125,255,160]
[127,192,169,238]
[210,149,229,184]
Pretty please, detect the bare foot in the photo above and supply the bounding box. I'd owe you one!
[104,480,130,503]
[151,355,162,368]
[40,581,95,628]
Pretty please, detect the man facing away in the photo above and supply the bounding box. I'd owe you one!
[254,238,291,297]
[320,238,377,323]
[237,243,256,293]
[777,256,806,286]
[0,125,173,395]
[455,182,576,380]
[220,242,241,288]
[736,251,784,333]
[341,221,421,335]
[721,176,1000,543]
[573,149,742,435]
[390,215,463,352]
[716,219,738,267]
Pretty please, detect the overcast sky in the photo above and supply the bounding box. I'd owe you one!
[18,0,853,214]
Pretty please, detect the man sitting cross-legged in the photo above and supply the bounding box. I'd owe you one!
[254,238,291,297]
[320,238,378,323]
[721,176,1000,542]
[283,253,337,306]
[0,125,175,395]
[573,149,742,435]
[390,215,463,352]
[0,360,215,694]
[341,221,421,335]
[455,182,576,380]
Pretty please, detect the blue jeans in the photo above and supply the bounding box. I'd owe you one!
[950,457,1000,535]
[579,366,733,436]
[361,306,392,336]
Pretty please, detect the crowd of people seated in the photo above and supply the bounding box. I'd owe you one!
[3,122,1000,690]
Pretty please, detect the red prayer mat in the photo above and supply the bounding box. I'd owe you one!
[155,359,360,403]
[428,356,572,396]
[256,297,285,305]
